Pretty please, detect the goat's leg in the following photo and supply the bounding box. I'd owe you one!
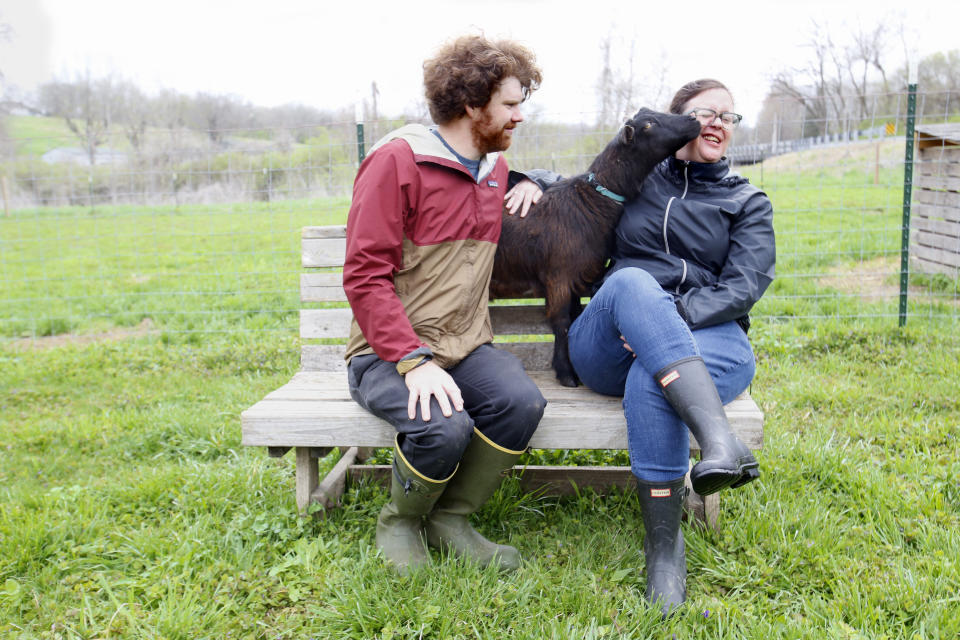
[545,283,580,387]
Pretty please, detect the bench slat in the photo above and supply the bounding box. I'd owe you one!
[299,342,556,373]
[303,225,347,239]
[302,238,346,268]
[300,305,551,339]
[301,273,347,302]
[240,371,763,451]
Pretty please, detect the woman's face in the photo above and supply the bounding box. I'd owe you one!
[675,87,734,164]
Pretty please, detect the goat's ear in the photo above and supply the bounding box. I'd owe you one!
[620,125,635,144]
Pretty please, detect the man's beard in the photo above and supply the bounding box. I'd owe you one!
[470,110,513,155]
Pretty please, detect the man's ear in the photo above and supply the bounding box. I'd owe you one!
[465,104,481,120]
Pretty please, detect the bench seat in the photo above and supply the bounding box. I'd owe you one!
[239,225,765,530]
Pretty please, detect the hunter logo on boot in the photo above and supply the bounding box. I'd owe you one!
[659,370,680,388]
[650,488,672,498]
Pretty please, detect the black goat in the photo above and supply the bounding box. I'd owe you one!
[490,108,701,387]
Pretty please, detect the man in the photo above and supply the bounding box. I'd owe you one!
[343,35,545,574]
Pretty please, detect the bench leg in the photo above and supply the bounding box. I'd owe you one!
[684,464,720,531]
[295,447,319,514]
[310,447,359,512]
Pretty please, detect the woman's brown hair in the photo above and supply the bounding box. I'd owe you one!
[668,78,732,115]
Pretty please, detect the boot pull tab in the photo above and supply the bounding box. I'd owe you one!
[659,369,680,388]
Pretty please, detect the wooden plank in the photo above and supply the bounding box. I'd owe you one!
[300,305,552,340]
[915,160,960,179]
[302,238,347,268]
[301,344,348,372]
[915,188,960,210]
[912,203,960,225]
[309,446,359,511]
[295,447,319,514]
[911,255,960,277]
[915,173,960,193]
[914,215,959,238]
[918,144,960,163]
[495,342,554,371]
[300,273,347,302]
[303,225,347,239]
[914,228,960,253]
[241,389,763,451]
[300,308,353,339]
[299,343,554,373]
[911,246,960,273]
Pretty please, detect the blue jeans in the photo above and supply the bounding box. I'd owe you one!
[568,268,756,483]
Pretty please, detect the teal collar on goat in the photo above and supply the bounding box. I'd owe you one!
[586,173,626,203]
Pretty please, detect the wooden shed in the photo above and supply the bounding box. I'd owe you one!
[911,123,960,277]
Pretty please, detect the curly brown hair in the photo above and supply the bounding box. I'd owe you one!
[668,78,732,115]
[423,35,542,125]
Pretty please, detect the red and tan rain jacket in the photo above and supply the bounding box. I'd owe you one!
[343,124,510,372]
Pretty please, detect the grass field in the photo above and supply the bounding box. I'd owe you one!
[2,141,959,637]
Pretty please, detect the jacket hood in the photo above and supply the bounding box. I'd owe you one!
[370,123,501,182]
[664,156,750,188]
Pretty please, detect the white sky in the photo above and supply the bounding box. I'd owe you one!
[1,0,955,124]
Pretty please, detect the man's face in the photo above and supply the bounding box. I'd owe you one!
[470,76,524,155]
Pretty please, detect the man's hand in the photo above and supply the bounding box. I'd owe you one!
[404,360,464,421]
[504,179,543,218]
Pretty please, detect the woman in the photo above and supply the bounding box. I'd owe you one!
[506,79,775,616]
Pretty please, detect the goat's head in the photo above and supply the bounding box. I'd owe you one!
[594,108,702,194]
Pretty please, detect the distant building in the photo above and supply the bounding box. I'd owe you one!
[41,147,129,166]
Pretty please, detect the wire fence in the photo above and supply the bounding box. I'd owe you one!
[1,90,958,344]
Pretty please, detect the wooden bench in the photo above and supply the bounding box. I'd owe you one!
[241,225,764,529]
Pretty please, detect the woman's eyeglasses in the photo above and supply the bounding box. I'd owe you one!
[687,108,743,130]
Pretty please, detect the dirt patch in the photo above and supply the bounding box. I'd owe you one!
[6,318,158,350]
[819,257,959,307]
[820,257,901,302]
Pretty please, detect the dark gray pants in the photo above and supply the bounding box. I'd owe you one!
[348,344,546,479]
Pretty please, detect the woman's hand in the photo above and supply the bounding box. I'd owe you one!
[404,360,464,421]
[620,335,636,358]
[504,179,543,218]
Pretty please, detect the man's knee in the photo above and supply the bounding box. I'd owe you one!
[401,409,475,477]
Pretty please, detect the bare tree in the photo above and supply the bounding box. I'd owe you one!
[595,31,670,129]
[115,80,150,157]
[39,72,117,166]
[187,93,249,146]
[761,16,902,141]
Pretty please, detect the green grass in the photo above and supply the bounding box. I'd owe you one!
[1,198,349,340]
[1,139,959,637]
[3,116,77,157]
[2,326,958,638]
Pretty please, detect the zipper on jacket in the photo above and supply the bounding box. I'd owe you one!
[664,162,690,294]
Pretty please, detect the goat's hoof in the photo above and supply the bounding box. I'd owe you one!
[557,373,580,387]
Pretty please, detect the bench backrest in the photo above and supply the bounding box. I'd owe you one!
[300,225,557,373]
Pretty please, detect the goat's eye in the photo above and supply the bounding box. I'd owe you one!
[643,122,653,130]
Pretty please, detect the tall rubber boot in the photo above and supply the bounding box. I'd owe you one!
[637,477,687,618]
[424,430,524,572]
[376,437,454,575]
[655,356,760,496]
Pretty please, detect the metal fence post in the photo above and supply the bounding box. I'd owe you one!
[356,123,366,166]
[898,64,918,327]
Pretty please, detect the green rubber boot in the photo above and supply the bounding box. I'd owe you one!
[424,431,524,571]
[376,438,453,575]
